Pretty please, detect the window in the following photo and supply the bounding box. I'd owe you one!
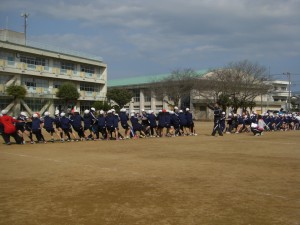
[22,77,49,89]
[61,61,75,73]
[80,83,99,92]
[143,89,151,102]
[53,81,62,89]
[132,89,140,102]
[20,55,47,67]
[7,56,15,65]
[80,65,95,74]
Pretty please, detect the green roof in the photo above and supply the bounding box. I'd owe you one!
[108,69,208,87]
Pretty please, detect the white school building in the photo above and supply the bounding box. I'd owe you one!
[0,29,107,115]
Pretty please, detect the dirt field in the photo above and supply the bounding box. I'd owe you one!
[0,122,299,225]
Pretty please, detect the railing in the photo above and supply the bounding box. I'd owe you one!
[0,33,103,62]
[0,59,104,81]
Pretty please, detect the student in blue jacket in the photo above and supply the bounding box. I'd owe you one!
[106,110,118,140]
[119,108,131,139]
[130,112,146,138]
[97,110,107,140]
[170,110,180,136]
[185,108,194,135]
[43,111,61,142]
[60,112,73,142]
[70,110,85,141]
[83,109,95,140]
[31,113,46,143]
[178,110,187,135]
[146,110,158,137]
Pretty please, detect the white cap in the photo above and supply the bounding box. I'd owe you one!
[148,110,152,114]
[120,108,126,112]
[20,111,27,116]
[74,109,79,113]
[174,106,178,110]
[91,107,95,111]
[60,112,65,117]
[33,113,38,118]
[107,110,112,113]
[130,113,135,117]
[44,111,50,116]
[111,109,115,112]
[1,110,8,115]
[179,110,183,113]
[222,112,225,114]
[99,110,104,114]
[228,113,232,116]
[169,111,174,114]
[84,109,90,114]
[186,108,190,111]
[55,110,60,115]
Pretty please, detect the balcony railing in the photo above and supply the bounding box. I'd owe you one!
[0,59,105,81]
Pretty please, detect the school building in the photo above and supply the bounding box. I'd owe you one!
[108,73,290,120]
[0,29,107,115]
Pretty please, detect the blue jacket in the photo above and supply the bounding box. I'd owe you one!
[178,112,187,126]
[130,116,142,131]
[83,114,92,128]
[157,112,166,127]
[185,112,193,125]
[106,114,114,128]
[119,112,129,125]
[70,114,83,129]
[32,118,42,131]
[60,116,71,129]
[113,115,119,128]
[97,115,106,128]
[170,114,180,127]
[147,114,157,127]
[43,116,55,129]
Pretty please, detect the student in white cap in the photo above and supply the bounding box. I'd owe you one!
[43,111,61,142]
[31,113,46,143]
[16,112,34,144]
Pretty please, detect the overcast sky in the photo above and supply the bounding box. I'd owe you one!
[1,0,300,90]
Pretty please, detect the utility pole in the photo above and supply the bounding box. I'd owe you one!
[21,13,29,45]
[283,72,291,112]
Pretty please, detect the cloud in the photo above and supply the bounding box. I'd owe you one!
[1,0,299,81]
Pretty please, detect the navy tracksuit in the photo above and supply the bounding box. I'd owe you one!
[70,113,84,138]
[32,117,45,141]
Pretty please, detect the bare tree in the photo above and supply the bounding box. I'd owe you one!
[194,60,272,112]
[150,68,198,108]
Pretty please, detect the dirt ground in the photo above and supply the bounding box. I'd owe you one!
[0,122,299,225]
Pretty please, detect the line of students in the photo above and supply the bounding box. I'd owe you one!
[0,107,197,144]
[223,111,300,135]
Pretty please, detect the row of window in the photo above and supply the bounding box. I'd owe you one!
[3,54,99,74]
[20,55,47,66]
[130,89,152,102]
[21,77,101,92]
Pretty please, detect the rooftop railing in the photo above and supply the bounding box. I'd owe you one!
[0,33,103,62]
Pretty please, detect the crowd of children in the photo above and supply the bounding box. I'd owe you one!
[0,107,196,145]
[221,111,300,136]
[1,107,299,145]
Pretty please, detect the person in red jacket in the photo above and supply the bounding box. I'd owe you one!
[0,110,22,145]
